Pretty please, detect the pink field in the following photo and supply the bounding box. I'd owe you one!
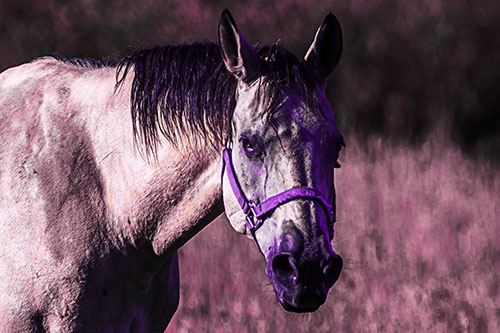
[167,132,499,332]
[1,0,498,331]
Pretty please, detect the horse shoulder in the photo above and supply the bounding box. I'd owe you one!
[0,58,119,329]
[0,57,112,250]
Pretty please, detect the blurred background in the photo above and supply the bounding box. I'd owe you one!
[1,0,498,331]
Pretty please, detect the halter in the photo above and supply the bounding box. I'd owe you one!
[222,141,336,238]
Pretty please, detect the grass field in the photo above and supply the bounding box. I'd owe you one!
[0,1,498,331]
[167,133,499,332]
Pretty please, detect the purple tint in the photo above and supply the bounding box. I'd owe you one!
[265,227,343,313]
[223,146,336,234]
[2,0,498,331]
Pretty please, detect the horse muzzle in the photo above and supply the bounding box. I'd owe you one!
[266,237,343,312]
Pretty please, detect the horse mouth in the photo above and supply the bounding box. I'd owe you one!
[278,295,322,313]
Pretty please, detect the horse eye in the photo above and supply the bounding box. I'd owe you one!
[241,138,255,154]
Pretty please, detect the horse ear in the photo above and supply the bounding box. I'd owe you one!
[304,13,343,82]
[218,9,263,83]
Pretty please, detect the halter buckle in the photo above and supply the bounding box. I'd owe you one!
[245,201,260,233]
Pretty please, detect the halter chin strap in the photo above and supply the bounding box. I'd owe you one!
[222,146,336,235]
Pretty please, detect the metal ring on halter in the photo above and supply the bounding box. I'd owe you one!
[245,201,261,232]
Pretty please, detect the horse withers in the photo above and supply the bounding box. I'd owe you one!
[0,9,344,331]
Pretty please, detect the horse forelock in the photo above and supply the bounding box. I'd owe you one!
[253,45,321,119]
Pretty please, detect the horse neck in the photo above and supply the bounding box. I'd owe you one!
[89,71,224,259]
[146,147,225,258]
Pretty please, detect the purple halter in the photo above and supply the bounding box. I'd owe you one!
[222,143,336,235]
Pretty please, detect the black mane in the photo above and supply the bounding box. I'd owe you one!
[116,42,236,155]
[50,54,115,69]
[52,42,319,155]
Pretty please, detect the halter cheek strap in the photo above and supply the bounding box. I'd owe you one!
[222,146,336,235]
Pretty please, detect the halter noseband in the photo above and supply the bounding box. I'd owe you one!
[222,142,336,237]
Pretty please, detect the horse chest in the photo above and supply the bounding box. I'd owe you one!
[81,252,180,332]
[30,251,180,332]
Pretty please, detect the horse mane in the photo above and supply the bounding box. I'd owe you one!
[50,54,114,69]
[115,42,236,156]
[51,42,319,156]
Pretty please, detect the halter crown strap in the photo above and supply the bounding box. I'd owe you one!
[222,147,335,234]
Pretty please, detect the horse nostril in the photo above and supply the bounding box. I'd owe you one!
[323,255,343,288]
[272,254,298,286]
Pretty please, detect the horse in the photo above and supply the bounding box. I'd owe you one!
[0,9,344,332]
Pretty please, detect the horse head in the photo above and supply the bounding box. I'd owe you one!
[219,9,344,313]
